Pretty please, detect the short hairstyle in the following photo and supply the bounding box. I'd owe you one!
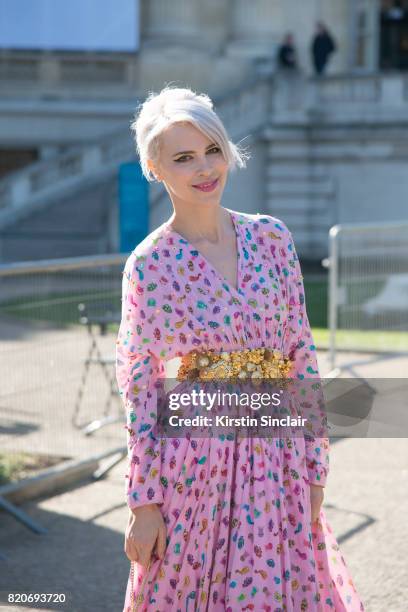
[130,85,250,182]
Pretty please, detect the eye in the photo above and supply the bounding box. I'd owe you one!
[174,147,221,162]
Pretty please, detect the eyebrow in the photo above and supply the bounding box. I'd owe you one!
[172,143,218,157]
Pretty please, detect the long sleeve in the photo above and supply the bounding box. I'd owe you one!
[281,224,330,487]
[116,251,165,510]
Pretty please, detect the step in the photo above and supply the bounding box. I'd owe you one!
[268,143,311,159]
[270,196,334,211]
[265,210,333,233]
[289,231,329,255]
[268,141,391,161]
[289,233,328,247]
[266,189,334,202]
[265,205,334,223]
[267,163,328,180]
[267,204,334,218]
[266,178,335,197]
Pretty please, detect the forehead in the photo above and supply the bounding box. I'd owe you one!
[160,121,213,152]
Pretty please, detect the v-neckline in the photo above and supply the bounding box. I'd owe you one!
[163,208,243,300]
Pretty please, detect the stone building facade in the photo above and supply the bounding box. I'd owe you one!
[1,0,408,261]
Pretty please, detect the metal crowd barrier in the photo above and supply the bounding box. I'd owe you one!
[327,221,408,371]
[0,254,128,466]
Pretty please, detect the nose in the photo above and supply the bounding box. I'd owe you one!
[196,155,213,176]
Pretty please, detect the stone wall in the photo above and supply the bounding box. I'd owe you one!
[0,0,356,148]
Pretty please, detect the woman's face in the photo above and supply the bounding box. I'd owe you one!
[150,121,229,209]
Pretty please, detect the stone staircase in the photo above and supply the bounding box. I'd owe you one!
[264,127,337,260]
[0,176,118,263]
[261,72,408,260]
[0,75,271,263]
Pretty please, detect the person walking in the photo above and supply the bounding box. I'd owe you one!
[116,85,364,611]
[311,22,337,75]
[277,32,298,70]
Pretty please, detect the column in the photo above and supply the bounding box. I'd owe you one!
[227,0,284,58]
[143,0,201,49]
[349,0,380,72]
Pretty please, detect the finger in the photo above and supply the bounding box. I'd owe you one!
[125,546,139,563]
[138,556,150,568]
[137,546,153,569]
[155,524,167,559]
[125,537,139,563]
[132,540,142,563]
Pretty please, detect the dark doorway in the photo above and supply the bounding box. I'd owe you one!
[380,0,408,69]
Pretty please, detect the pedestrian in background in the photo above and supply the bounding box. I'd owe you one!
[311,21,337,75]
[277,32,298,70]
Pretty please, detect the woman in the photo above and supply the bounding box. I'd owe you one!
[116,86,364,611]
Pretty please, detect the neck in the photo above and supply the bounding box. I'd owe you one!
[168,205,231,244]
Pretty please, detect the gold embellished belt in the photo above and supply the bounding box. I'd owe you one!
[176,347,294,383]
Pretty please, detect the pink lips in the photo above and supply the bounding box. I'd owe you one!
[192,178,219,192]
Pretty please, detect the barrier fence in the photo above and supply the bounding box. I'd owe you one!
[328,221,408,370]
[0,254,127,471]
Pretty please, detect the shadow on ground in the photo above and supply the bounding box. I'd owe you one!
[0,478,129,612]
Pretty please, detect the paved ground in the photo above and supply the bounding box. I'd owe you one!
[1,348,407,611]
[0,322,124,460]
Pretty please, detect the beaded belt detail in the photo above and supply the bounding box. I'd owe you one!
[176,347,293,383]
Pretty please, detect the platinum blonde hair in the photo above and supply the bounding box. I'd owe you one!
[130,85,250,182]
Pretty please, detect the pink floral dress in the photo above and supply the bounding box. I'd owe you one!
[116,209,365,611]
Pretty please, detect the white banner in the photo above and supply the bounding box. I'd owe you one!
[0,0,139,52]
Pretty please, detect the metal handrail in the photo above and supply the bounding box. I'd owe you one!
[0,253,127,277]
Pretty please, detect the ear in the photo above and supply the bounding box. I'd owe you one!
[147,158,162,182]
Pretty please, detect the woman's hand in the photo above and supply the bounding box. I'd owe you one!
[310,483,324,524]
[125,503,167,568]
